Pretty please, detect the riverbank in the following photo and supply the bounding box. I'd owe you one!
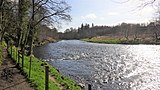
[34,38,59,47]
[82,38,160,45]
[9,46,81,90]
[82,38,123,44]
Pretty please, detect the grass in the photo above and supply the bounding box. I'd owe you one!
[82,38,123,44]
[82,37,160,45]
[0,41,7,66]
[9,46,81,90]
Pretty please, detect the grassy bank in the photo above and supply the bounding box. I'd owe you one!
[82,38,124,44]
[81,35,160,45]
[81,38,159,44]
[9,46,81,90]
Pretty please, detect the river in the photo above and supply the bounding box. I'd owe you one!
[33,40,160,90]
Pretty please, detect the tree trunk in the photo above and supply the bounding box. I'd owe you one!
[0,0,3,42]
[28,0,35,56]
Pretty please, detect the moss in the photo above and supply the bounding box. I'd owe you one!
[0,41,6,66]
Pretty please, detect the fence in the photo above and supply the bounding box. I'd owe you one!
[9,46,92,90]
[9,46,49,90]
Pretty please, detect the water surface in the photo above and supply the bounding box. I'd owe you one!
[34,40,160,90]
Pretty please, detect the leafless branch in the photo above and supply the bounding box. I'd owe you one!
[31,0,71,27]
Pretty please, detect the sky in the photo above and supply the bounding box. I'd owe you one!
[59,0,156,32]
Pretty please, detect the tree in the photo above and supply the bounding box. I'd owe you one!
[152,3,160,42]
[0,0,3,42]
[0,0,17,42]
[92,23,94,27]
[27,0,71,55]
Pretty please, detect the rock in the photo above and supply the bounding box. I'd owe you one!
[78,83,85,88]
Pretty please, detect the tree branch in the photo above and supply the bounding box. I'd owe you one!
[33,5,71,26]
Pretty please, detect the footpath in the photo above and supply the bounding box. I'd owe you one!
[0,48,33,90]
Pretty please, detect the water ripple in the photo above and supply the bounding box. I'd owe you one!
[34,40,160,90]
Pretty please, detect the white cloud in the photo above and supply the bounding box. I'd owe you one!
[81,13,97,20]
[100,17,105,20]
[125,19,151,23]
[118,19,151,24]
[102,19,151,27]
[107,12,119,16]
[138,7,155,16]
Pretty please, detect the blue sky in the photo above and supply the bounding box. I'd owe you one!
[60,0,155,32]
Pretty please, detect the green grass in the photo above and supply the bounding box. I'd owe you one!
[9,46,81,90]
[0,41,7,66]
[82,38,123,44]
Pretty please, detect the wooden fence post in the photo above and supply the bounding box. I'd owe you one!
[16,48,17,61]
[17,50,20,67]
[45,66,49,90]
[7,41,9,51]
[22,51,24,69]
[88,84,91,90]
[11,46,12,57]
[29,55,32,78]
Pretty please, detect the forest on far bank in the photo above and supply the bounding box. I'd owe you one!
[42,21,160,44]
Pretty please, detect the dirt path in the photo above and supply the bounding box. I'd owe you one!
[0,48,34,90]
[49,75,65,90]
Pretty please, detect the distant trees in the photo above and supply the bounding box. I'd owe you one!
[60,22,160,41]
[152,4,160,42]
[120,23,129,40]
[59,27,78,39]
[136,0,160,42]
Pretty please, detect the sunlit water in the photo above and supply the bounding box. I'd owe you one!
[34,40,160,90]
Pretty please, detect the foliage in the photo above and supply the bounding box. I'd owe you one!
[61,21,160,44]
[9,46,81,90]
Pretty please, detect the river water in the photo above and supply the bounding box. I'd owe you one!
[33,40,160,90]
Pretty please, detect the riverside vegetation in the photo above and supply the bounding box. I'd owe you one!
[8,46,81,90]
[82,38,123,44]
[82,36,160,45]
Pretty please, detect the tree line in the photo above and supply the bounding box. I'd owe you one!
[60,22,160,41]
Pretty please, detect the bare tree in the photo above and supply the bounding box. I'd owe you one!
[27,0,71,55]
[152,2,160,42]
